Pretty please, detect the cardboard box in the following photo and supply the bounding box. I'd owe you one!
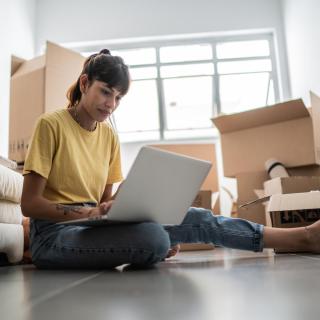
[268,192,320,228]
[236,171,268,225]
[9,41,85,162]
[192,190,212,209]
[264,176,320,196]
[236,165,320,226]
[212,93,320,177]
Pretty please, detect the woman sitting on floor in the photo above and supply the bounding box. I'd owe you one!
[2,49,319,269]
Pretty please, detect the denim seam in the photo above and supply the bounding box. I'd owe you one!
[46,243,148,253]
[203,224,263,252]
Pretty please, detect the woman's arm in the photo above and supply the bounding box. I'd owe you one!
[21,171,96,221]
[99,181,124,204]
[100,183,113,203]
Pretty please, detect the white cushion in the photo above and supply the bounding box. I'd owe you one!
[0,200,23,224]
[0,164,23,203]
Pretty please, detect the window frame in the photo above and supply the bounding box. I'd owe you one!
[78,32,281,142]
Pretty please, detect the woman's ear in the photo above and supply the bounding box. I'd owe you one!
[79,74,89,94]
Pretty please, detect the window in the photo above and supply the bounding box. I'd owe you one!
[81,34,280,142]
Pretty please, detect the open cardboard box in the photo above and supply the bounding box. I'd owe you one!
[267,192,320,228]
[9,41,85,162]
[212,92,320,177]
[236,165,320,226]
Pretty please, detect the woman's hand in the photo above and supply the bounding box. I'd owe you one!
[88,201,114,218]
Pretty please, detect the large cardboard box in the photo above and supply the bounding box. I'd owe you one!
[212,93,320,177]
[9,41,85,162]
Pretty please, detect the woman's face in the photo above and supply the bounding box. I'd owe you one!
[80,76,123,122]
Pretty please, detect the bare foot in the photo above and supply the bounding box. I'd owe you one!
[166,244,180,259]
[305,220,320,253]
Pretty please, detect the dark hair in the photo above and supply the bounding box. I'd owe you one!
[67,49,130,108]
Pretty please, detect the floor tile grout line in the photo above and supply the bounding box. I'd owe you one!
[27,271,105,309]
[289,253,320,261]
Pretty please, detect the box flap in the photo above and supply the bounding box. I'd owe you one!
[11,55,45,79]
[46,41,84,70]
[45,41,85,111]
[310,91,320,163]
[11,56,25,76]
[212,99,308,133]
[268,191,320,212]
[264,176,320,196]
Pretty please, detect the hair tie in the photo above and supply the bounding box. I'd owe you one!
[99,49,111,55]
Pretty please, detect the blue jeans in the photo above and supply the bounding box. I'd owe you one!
[165,207,264,252]
[29,205,264,269]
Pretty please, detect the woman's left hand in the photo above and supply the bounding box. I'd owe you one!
[99,201,114,215]
[89,201,114,217]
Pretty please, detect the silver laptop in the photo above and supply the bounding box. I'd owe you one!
[57,146,212,226]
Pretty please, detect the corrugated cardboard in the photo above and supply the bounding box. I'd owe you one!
[268,192,320,228]
[236,171,269,225]
[236,165,320,226]
[9,41,85,162]
[212,94,320,177]
[264,176,320,196]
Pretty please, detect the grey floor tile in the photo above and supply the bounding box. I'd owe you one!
[1,248,320,320]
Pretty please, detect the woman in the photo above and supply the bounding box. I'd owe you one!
[20,49,320,270]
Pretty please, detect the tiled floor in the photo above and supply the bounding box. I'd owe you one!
[1,248,320,320]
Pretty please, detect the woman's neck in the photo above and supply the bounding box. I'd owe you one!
[70,104,97,132]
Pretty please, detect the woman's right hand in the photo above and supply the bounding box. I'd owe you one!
[88,201,114,218]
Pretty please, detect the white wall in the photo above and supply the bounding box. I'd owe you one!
[282,0,320,105]
[0,0,36,157]
[35,0,290,99]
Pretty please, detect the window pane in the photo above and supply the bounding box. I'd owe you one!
[218,59,272,74]
[160,44,212,63]
[216,40,270,59]
[112,48,156,65]
[267,79,275,105]
[160,63,214,78]
[130,67,157,80]
[220,72,273,114]
[163,76,213,130]
[113,80,159,132]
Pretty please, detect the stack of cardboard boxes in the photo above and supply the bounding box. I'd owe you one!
[212,92,320,231]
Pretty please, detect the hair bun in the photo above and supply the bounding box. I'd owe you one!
[99,49,111,55]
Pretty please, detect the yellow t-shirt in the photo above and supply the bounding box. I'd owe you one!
[23,109,123,204]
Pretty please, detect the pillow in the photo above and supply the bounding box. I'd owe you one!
[0,164,23,203]
[0,200,23,224]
